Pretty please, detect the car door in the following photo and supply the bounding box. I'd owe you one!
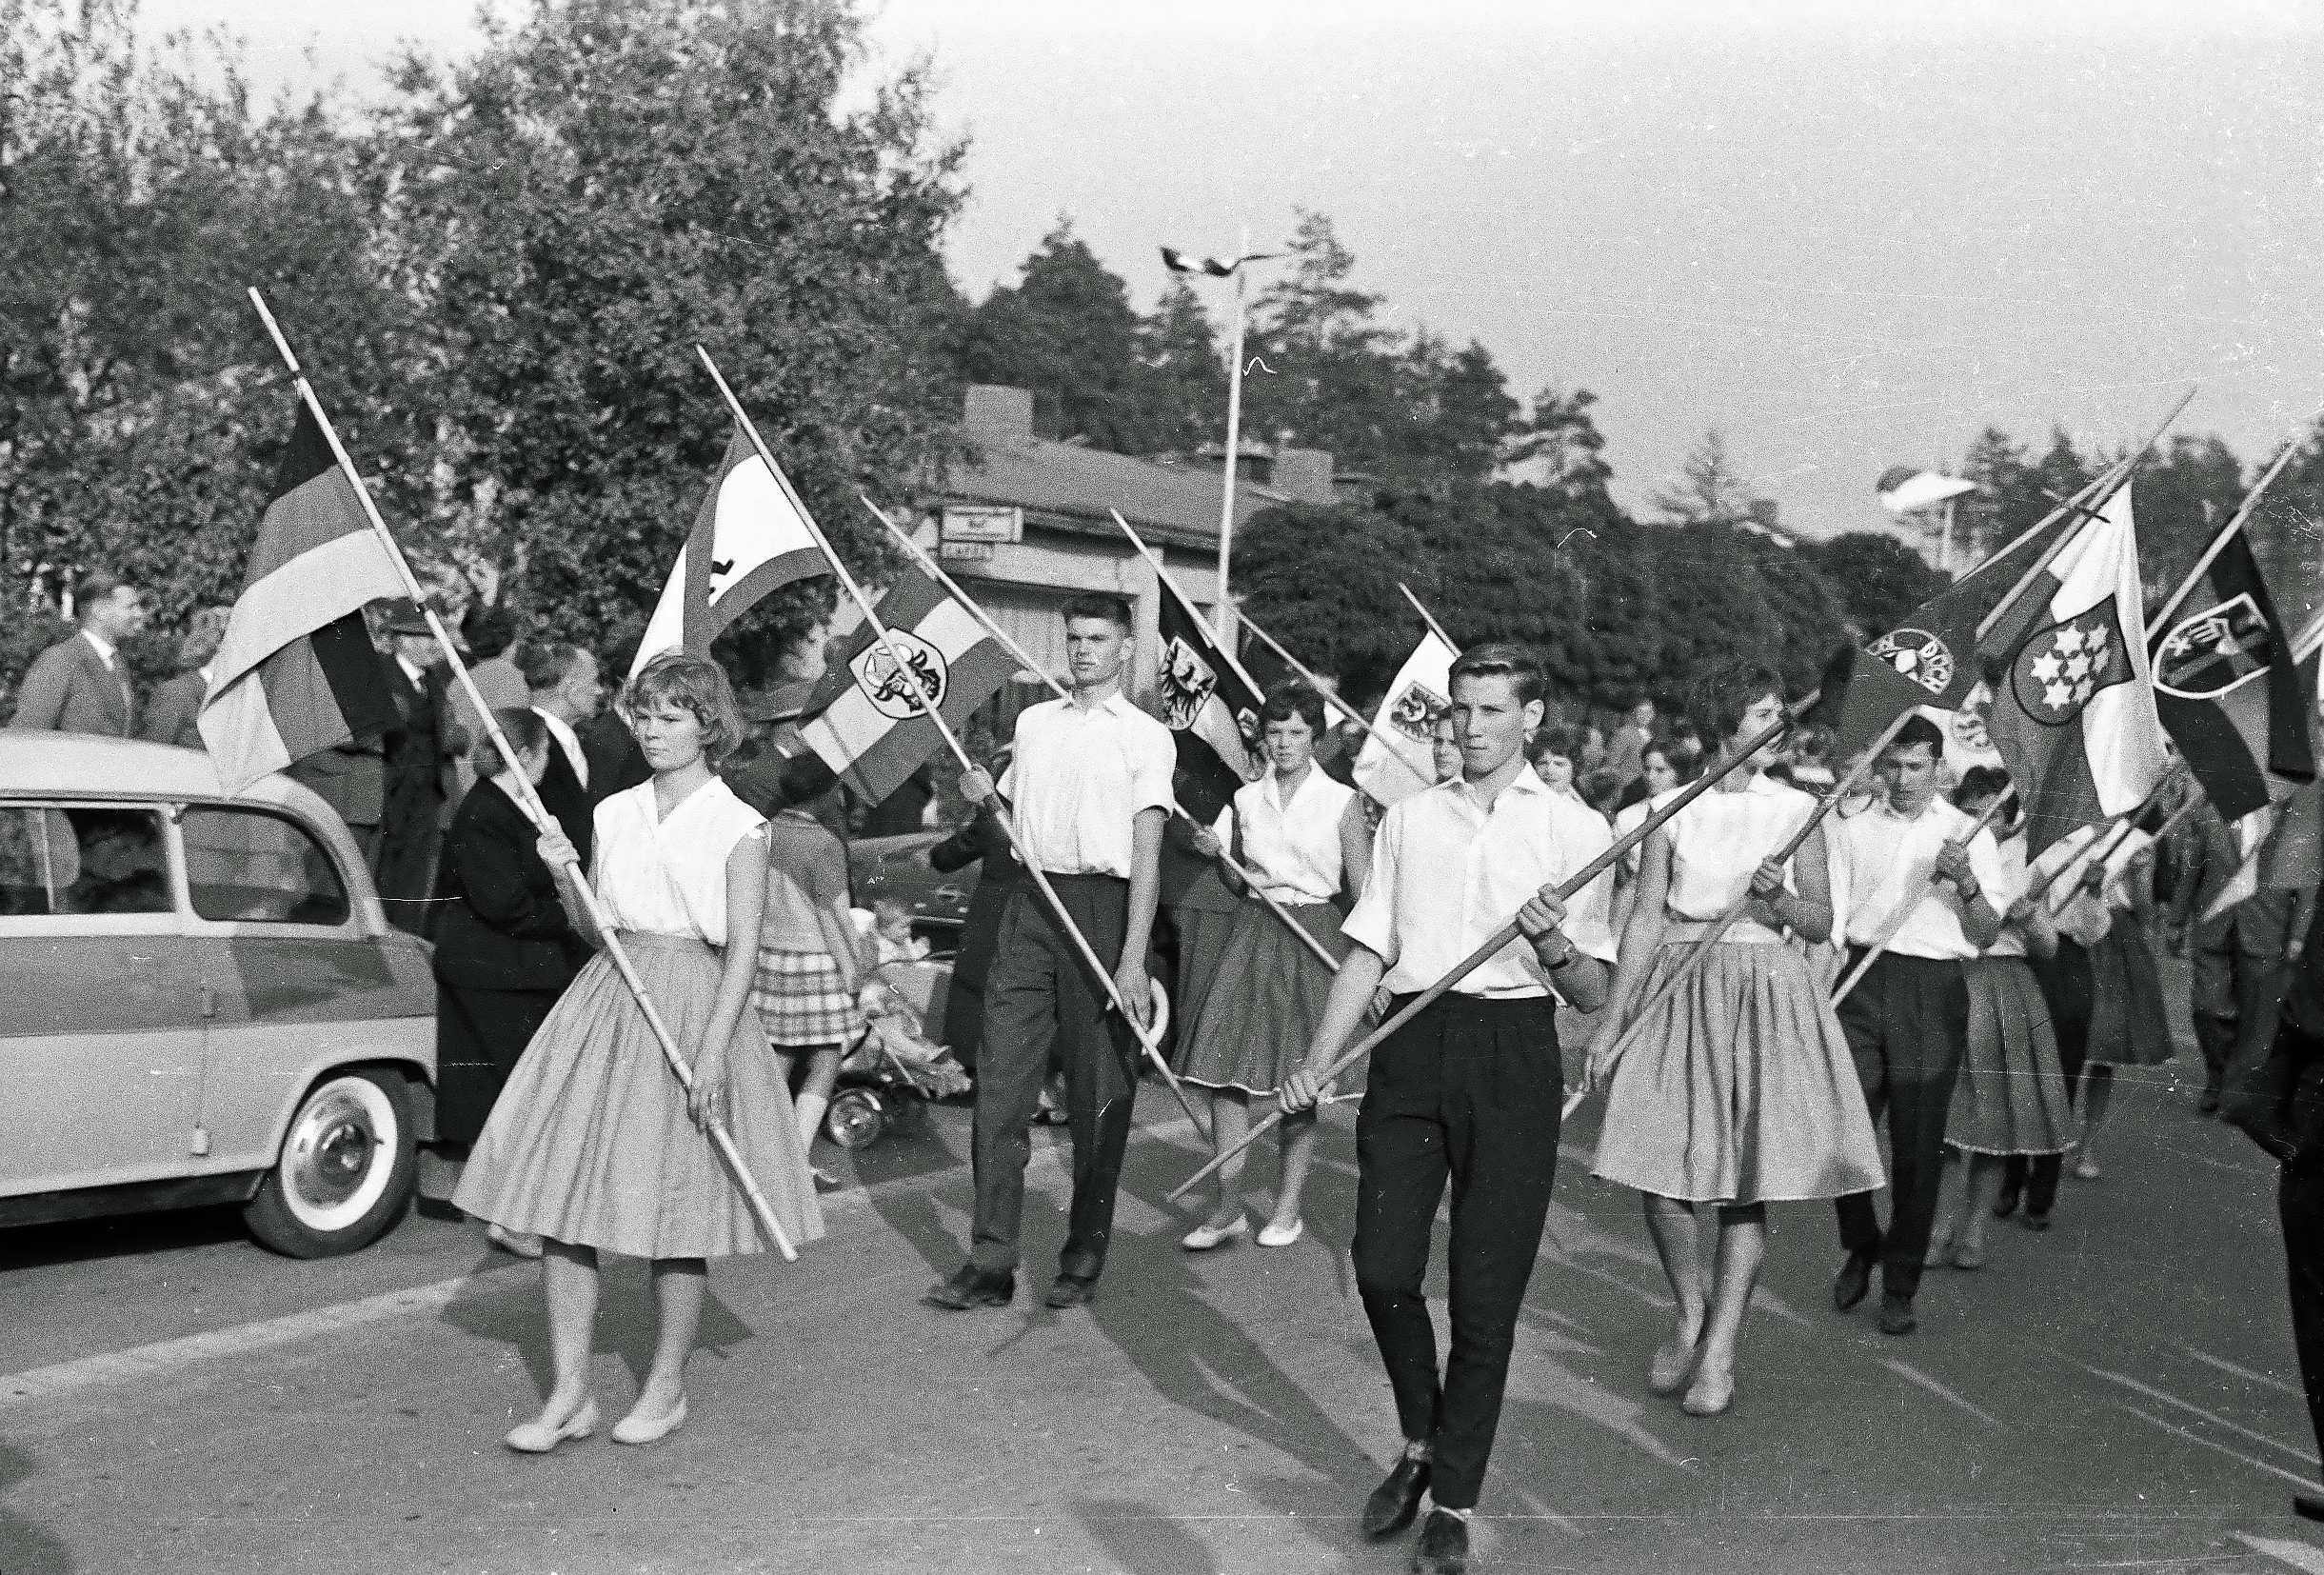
[0,802,205,1197]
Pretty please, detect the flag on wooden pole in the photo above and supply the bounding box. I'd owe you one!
[197,404,405,793]
[1156,586,1263,823]
[1356,630,1459,807]
[2150,528,2317,822]
[796,560,1019,805]
[632,426,827,676]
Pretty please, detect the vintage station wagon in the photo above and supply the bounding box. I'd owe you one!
[0,734,436,1256]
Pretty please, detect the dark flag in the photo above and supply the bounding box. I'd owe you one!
[1156,592,1263,823]
[2150,528,2317,822]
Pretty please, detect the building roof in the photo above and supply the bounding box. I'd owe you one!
[944,429,1289,551]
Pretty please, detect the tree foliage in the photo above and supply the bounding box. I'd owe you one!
[1798,532,1949,642]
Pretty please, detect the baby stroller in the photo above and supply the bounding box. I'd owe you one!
[824,959,971,1151]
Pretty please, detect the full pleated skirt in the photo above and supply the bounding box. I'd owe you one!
[1176,902,1350,1093]
[453,935,824,1259]
[1171,905,1241,1041]
[1944,957,2077,1155]
[1594,940,1886,1205]
[2087,917,2175,1067]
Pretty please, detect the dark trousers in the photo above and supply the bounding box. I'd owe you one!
[943,976,987,1072]
[2285,1161,2324,1464]
[970,877,1141,1279]
[2015,942,2095,1217]
[1352,993,1560,1511]
[2195,934,2290,1099]
[1834,951,1968,1301]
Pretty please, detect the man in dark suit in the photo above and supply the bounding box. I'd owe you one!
[375,599,461,935]
[139,606,232,750]
[10,574,149,735]
[2172,797,2315,1114]
[516,641,605,865]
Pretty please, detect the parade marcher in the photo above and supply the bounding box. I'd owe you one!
[1279,643,1616,1575]
[2172,797,2313,1116]
[752,764,869,1174]
[138,605,230,749]
[1177,682,1371,1253]
[1996,833,2112,1229]
[453,651,821,1452]
[1925,768,2076,1268]
[377,598,462,934]
[520,641,606,867]
[1826,714,2005,1336]
[426,709,589,1256]
[924,593,1171,1314]
[1607,694,1658,789]
[1611,743,1681,933]
[1161,815,1241,1071]
[2076,824,2171,1178]
[447,601,526,801]
[10,573,147,735]
[1430,711,1462,785]
[1528,726,1586,806]
[1589,670,1882,1416]
[927,768,1019,1075]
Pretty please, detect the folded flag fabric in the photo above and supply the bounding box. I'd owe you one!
[1156,589,1264,824]
[1235,624,1354,727]
[2202,782,2324,925]
[2150,527,2317,822]
[1979,484,2172,855]
[1356,630,1460,807]
[632,426,827,676]
[198,403,406,794]
[798,562,1018,807]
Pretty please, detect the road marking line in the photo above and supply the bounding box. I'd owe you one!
[0,1273,507,1407]
[2089,1365,2321,1465]
[2187,1346,2306,1398]
[2120,1404,2318,1491]
[2235,1533,2324,1574]
[1879,1358,2003,1429]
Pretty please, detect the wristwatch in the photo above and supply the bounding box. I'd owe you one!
[1537,934,1579,969]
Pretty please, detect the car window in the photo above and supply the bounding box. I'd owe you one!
[181,807,350,927]
[0,806,171,916]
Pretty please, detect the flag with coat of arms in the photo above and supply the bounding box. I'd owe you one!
[1154,590,1264,824]
[1356,630,1460,807]
[1979,484,2172,855]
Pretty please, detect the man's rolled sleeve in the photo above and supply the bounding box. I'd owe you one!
[1128,721,1176,817]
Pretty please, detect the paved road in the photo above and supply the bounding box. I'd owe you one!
[7,980,2324,1574]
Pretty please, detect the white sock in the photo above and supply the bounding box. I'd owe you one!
[795,1092,829,1148]
[1425,1498,1471,1521]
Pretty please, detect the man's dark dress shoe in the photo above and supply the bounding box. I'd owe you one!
[1361,1455,1430,1539]
[924,1266,1013,1310]
[1044,1272,1098,1309]
[1832,1250,1876,1311]
[1992,1177,2020,1218]
[2295,1490,2324,1523]
[1411,1508,1469,1573]
[1878,1293,1918,1336]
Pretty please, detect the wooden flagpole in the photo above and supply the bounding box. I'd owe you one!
[1168,688,1822,1202]
[698,349,1211,1139]
[248,290,798,1261]
[1563,708,1911,1120]
[863,496,1344,979]
[1398,583,1459,651]
[1223,600,1436,791]
[1106,508,1273,701]
[1825,791,2013,1006]
[2038,779,2200,914]
[2148,417,2317,638]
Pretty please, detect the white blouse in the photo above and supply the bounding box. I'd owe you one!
[589,778,766,945]
[1659,772,1818,925]
[1983,832,2035,959]
[1222,767,1358,905]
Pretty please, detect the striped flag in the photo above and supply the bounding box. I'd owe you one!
[2203,783,2324,925]
[632,427,827,676]
[1356,630,1459,807]
[197,404,406,793]
[1156,590,1263,824]
[2150,528,2317,822]
[1979,484,2172,855]
[797,563,1017,804]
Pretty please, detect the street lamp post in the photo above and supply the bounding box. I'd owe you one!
[1162,234,1279,640]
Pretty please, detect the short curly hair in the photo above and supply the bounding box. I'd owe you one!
[623,650,745,768]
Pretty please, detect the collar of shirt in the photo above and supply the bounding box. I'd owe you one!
[198,665,213,689]
[81,629,117,668]
[397,653,427,688]
[1262,764,1327,815]
[1443,761,1553,819]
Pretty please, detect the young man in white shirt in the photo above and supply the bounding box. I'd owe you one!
[927,592,1173,1313]
[1826,714,2004,1336]
[1280,643,1616,1575]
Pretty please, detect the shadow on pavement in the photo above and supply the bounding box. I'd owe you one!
[0,1205,244,1271]
[0,1445,71,1575]
[1070,1495,1222,1575]
[435,1250,756,1401]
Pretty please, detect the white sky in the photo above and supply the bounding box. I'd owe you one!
[142,0,2324,541]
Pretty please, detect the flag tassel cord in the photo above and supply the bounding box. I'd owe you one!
[1169,688,1822,1203]
[695,348,1213,1141]
[246,289,798,1262]
[1398,583,1459,651]
[1564,708,1916,1121]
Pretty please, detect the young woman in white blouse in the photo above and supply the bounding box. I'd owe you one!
[1178,683,1373,1250]
[1588,669,1883,1416]
[455,652,822,1453]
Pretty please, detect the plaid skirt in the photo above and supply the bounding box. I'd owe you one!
[751,947,864,1048]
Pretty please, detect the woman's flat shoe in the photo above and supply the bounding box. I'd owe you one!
[1257,1218,1304,1248]
[1181,1215,1249,1251]
[1648,1335,1702,1396]
[1681,1367,1735,1417]
[2072,1156,2101,1181]
[1951,1241,1986,1270]
[1923,1234,1954,1268]
[610,1394,689,1445]
[505,1397,598,1454]
[2022,1210,2054,1233]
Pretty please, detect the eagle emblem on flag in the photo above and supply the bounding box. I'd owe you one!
[1386,681,1450,743]
[2155,592,2272,701]
[1869,627,1955,696]
[2010,600,2131,727]
[850,629,949,721]
[1158,636,1218,732]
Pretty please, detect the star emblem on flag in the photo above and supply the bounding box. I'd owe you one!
[2009,599,2131,728]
